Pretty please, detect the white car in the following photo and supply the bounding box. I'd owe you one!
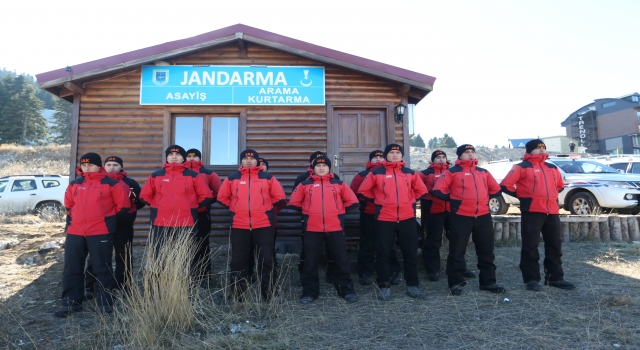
[0,175,69,217]
[587,155,640,174]
[483,158,640,215]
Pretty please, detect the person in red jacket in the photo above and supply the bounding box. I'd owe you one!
[357,144,428,301]
[500,139,575,291]
[55,153,130,317]
[185,148,221,286]
[140,145,213,256]
[289,156,360,304]
[350,149,400,286]
[217,149,287,301]
[419,150,475,282]
[84,156,144,297]
[431,144,506,296]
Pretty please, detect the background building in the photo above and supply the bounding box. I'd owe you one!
[561,92,640,155]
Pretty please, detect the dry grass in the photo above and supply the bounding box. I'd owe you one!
[1,220,640,349]
[0,144,70,177]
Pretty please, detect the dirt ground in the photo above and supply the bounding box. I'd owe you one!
[1,215,639,349]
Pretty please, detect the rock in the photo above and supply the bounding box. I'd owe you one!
[38,241,61,253]
[0,242,10,250]
[16,252,45,266]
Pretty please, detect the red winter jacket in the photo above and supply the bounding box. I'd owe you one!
[140,162,213,227]
[107,170,145,218]
[500,153,564,214]
[64,168,130,236]
[217,165,287,230]
[357,160,428,222]
[289,173,359,232]
[185,160,222,212]
[431,159,502,217]
[419,163,451,214]
[350,161,383,214]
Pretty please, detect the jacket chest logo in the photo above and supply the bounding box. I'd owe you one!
[240,181,247,185]
[534,169,540,172]
[386,175,393,178]
[79,187,86,190]
[464,173,471,176]
[314,184,320,187]
[162,179,170,182]
[434,175,440,178]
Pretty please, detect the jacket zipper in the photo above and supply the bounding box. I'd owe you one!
[248,171,252,230]
[533,175,537,194]
[321,178,326,232]
[392,168,400,223]
[461,178,465,196]
[333,188,339,209]
[539,163,550,214]
[470,170,479,217]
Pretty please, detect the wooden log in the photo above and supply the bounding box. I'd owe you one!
[561,222,570,243]
[610,217,623,242]
[629,217,640,241]
[569,223,579,241]
[509,222,517,240]
[599,220,610,242]
[579,222,590,241]
[502,222,509,241]
[590,220,600,241]
[516,222,522,240]
[619,216,630,242]
[494,222,503,241]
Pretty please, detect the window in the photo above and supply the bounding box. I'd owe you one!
[637,111,640,119]
[11,180,36,192]
[42,180,60,188]
[633,135,640,146]
[632,163,640,174]
[632,95,639,102]
[174,115,239,166]
[0,180,7,193]
[634,149,640,155]
[609,163,629,172]
[602,101,616,108]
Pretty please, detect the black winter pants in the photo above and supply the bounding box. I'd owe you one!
[422,211,451,274]
[229,227,277,299]
[357,213,399,279]
[447,214,497,288]
[85,220,135,290]
[302,231,354,298]
[195,211,212,277]
[520,212,564,283]
[298,221,335,280]
[375,219,419,288]
[63,234,115,308]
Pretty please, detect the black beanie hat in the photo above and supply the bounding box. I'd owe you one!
[104,156,123,167]
[383,144,404,158]
[525,139,546,154]
[309,151,326,163]
[239,149,260,161]
[431,150,446,162]
[456,144,475,158]
[259,157,269,169]
[80,152,102,167]
[369,150,384,161]
[165,145,187,161]
[312,155,331,170]
[186,148,202,159]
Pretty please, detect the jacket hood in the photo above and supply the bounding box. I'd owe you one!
[239,165,264,174]
[162,162,188,172]
[455,159,479,168]
[381,160,406,169]
[523,153,548,163]
[366,161,384,170]
[428,162,450,171]
[310,172,335,181]
[106,170,128,181]
[185,160,206,171]
[82,168,109,180]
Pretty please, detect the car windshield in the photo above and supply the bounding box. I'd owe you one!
[0,180,7,193]
[550,160,620,174]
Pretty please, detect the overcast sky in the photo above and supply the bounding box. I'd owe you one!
[2,0,638,147]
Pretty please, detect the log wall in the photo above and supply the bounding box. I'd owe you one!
[74,42,406,243]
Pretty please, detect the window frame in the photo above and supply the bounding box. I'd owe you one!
[170,112,246,173]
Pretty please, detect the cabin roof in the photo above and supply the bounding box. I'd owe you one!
[35,24,435,103]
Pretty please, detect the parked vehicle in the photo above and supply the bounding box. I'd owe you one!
[0,175,69,218]
[584,154,640,174]
[483,157,640,215]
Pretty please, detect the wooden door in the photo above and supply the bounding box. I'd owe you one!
[332,109,387,185]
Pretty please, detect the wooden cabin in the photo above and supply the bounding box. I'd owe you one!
[36,24,436,249]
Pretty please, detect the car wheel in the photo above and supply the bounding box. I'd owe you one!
[568,192,599,215]
[489,196,509,215]
[35,201,65,221]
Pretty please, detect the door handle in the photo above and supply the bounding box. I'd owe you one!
[30,194,37,196]
[334,155,338,167]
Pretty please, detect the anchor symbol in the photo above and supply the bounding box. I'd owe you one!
[300,70,312,87]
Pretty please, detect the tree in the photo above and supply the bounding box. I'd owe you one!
[427,137,439,148]
[439,133,457,148]
[0,75,48,145]
[410,134,426,147]
[50,98,73,144]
